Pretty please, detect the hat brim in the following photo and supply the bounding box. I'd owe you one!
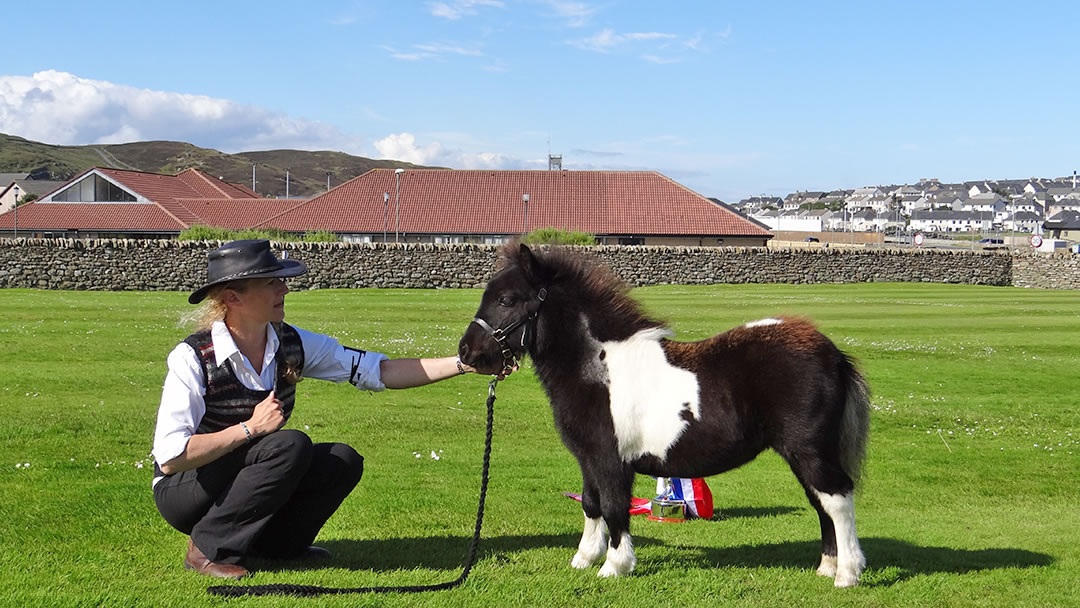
[188,259,308,304]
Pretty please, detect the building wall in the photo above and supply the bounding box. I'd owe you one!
[4,238,1077,291]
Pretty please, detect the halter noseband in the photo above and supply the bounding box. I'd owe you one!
[471,287,548,372]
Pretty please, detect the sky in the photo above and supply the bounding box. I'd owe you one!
[2,1,1078,201]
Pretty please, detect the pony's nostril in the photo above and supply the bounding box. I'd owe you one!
[458,342,470,360]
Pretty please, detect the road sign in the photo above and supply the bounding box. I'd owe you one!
[914,233,924,246]
[1030,235,1043,248]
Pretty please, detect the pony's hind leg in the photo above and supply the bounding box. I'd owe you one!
[803,490,838,577]
[571,476,607,569]
[596,463,636,578]
[788,456,865,587]
[812,489,864,587]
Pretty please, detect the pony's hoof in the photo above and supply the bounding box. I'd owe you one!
[570,552,595,569]
[597,562,623,577]
[816,554,838,577]
[833,569,861,588]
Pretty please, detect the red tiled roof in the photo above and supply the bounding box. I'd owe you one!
[174,198,302,229]
[177,168,256,200]
[0,167,269,232]
[93,167,258,226]
[0,202,185,231]
[262,169,770,237]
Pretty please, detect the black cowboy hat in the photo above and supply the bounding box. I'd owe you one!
[188,239,308,304]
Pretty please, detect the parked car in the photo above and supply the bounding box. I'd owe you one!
[804,237,820,242]
[977,238,1004,245]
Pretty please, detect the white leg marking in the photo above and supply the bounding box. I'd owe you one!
[744,317,783,328]
[816,553,838,577]
[603,328,700,462]
[597,532,636,578]
[571,515,607,569]
[813,490,865,587]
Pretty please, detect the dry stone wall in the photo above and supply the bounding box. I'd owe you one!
[0,238,1074,291]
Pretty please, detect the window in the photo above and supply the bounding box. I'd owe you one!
[52,174,136,202]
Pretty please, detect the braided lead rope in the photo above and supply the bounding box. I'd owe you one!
[207,379,499,598]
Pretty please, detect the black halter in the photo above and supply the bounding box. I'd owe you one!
[471,287,547,372]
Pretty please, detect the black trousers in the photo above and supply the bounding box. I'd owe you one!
[153,429,364,564]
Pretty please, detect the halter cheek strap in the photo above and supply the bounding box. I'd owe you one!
[471,288,547,371]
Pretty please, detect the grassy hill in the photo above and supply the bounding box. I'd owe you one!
[0,133,433,197]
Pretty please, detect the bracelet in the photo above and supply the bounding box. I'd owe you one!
[239,422,252,442]
[455,357,467,375]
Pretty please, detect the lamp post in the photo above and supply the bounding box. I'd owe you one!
[383,192,389,242]
[522,193,529,236]
[12,184,19,239]
[394,168,404,244]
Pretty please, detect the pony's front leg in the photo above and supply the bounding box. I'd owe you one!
[596,463,636,578]
[571,473,607,569]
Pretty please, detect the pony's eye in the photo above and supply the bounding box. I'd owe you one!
[498,295,516,307]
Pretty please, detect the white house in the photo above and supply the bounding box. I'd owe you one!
[910,210,994,233]
[1002,211,1043,233]
[754,209,822,232]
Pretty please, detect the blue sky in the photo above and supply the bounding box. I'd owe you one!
[2,1,1078,200]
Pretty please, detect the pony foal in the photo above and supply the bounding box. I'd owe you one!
[458,244,870,587]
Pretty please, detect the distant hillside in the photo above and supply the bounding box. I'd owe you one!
[0,133,434,197]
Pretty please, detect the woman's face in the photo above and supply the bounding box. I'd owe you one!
[226,277,290,324]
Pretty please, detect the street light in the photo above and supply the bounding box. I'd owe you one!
[522,193,529,236]
[394,168,404,244]
[12,184,19,239]
[383,192,389,243]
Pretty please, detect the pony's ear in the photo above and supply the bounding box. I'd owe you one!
[518,244,552,286]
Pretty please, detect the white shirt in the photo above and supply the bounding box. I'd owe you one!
[151,320,387,485]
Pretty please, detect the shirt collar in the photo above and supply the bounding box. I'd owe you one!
[210,320,280,368]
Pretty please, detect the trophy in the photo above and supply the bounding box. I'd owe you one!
[647,477,687,523]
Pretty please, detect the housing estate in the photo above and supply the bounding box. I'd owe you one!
[732,175,1080,241]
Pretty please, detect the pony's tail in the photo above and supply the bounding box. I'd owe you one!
[839,355,871,486]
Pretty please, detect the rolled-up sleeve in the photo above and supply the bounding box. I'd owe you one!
[152,343,205,465]
[297,327,389,392]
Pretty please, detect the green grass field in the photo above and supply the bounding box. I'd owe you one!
[1,284,1077,607]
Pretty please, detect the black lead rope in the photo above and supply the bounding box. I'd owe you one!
[206,378,499,598]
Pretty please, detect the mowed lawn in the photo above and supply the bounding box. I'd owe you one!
[0,283,1077,608]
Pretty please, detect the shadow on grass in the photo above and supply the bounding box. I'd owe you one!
[632,537,1053,584]
[260,533,1050,586]
[711,506,802,520]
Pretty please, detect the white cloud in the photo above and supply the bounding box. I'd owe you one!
[570,29,678,53]
[0,70,364,153]
[542,1,599,28]
[414,42,484,56]
[623,32,678,42]
[428,0,504,20]
[381,42,486,62]
[373,132,534,170]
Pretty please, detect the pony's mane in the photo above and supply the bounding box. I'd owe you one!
[501,244,663,334]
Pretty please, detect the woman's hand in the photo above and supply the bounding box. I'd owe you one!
[458,359,519,380]
[247,391,286,436]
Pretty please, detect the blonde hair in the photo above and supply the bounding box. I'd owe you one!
[179,281,250,331]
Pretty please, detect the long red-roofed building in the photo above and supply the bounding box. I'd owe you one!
[258,169,771,246]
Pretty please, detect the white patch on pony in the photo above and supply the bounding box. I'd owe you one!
[744,317,783,328]
[597,532,636,577]
[601,327,700,462]
[571,514,607,569]
[812,490,865,587]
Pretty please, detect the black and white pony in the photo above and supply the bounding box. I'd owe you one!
[458,244,871,587]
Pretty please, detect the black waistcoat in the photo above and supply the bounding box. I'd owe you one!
[184,322,306,434]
